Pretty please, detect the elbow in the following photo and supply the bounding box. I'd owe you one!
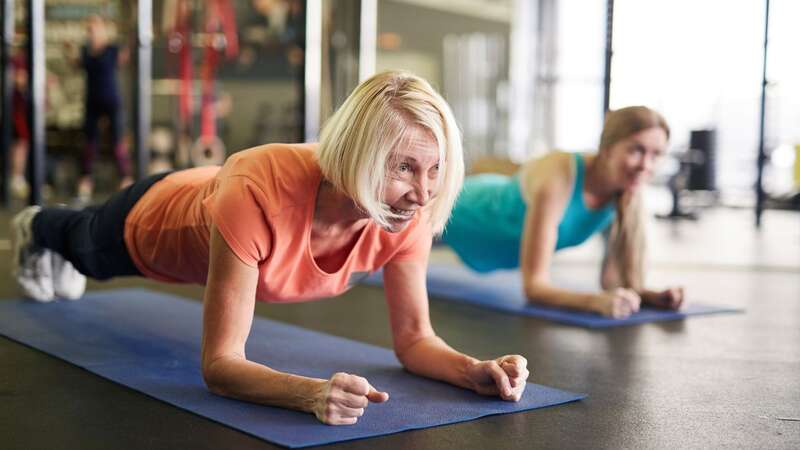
[201,356,234,396]
[524,277,563,308]
[394,349,413,370]
[393,342,417,369]
[521,265,551,303]
[523,278,547,304]
[600,270,619,291]
[393,333,434,370]
[202,364,225,396]
[523,280,536,301]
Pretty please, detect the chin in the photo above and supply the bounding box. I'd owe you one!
[625,182,642,191]
[384,218,412,233]
[624,177,646,191]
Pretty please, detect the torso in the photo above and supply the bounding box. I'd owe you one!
[124,143,432,302]
[310,221,370,274]
[442,150,616,272]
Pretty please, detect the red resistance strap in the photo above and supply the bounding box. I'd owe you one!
[199,0,238,142]
[173,0,193,128]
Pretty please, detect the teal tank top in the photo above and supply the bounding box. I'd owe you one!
[442,153,616,272]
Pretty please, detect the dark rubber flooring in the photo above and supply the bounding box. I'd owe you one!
[1,208,798,449]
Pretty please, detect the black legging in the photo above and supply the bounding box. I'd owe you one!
[33,172,171,280]
[82,99,131,178]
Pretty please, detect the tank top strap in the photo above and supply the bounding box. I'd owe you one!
[570,152,586,210]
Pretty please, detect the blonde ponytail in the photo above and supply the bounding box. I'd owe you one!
[600,105,668,290]
[608,190,644,291]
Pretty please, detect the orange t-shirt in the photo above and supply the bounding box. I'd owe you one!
[124,143,431,303]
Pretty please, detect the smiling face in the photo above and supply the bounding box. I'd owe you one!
[382,127,441,233]
[603,126,668,192]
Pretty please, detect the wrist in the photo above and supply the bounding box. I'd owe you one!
[287,373,328,414]
[587,292,605,314]
[639,290,659,305]
[460,356,482,391]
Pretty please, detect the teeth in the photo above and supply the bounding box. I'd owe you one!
[390,207,415,217]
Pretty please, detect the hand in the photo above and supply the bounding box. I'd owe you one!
[643,287,684,310]
[465,355,529,401]
[595,287,641,318]
[313,372,389,425]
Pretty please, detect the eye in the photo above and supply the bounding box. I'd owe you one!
[629,145,645,155]
[398,162,412,173]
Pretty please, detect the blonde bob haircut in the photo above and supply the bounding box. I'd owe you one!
[318,70,464,234]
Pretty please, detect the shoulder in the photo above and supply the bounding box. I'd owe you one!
[520,151,575,202]
[218,143,320,204]
[221,143,319,178]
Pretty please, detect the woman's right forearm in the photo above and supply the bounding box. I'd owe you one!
[203,355,326,413]
[524,281,599,314]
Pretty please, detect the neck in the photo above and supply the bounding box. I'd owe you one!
[313,180,369,235]
[90,35,108,50]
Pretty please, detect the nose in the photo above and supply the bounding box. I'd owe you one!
[409,173,432,206]
[640,154,656,173]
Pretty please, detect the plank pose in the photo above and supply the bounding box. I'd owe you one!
[12,71,529,425]
[442,106,684,318]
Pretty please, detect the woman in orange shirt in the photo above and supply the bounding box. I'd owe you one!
[11,71,528,425]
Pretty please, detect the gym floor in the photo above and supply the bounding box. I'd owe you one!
[1,202,798,449]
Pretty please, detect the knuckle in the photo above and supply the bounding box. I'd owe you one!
[327,391,343,404]
[355,375,369,388]
[331,372,349,387]
[351,377,369,394]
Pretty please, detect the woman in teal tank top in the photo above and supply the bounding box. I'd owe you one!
[442,106,685,318]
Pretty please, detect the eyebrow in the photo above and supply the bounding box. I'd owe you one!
[639,144,665,154]
[395,155,440,165]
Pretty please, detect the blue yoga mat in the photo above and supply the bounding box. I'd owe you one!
[0,289,584,448]
[362,264,742,328]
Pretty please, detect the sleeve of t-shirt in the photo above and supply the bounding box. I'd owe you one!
[205,174,273,267]
[390,218,433,263]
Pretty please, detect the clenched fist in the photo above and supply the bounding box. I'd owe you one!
[313,372,389,425]
[465,355,529,401]
[595,287,641,318]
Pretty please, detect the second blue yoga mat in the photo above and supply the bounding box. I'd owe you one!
[0,288,584,448]
[361,264,742,328]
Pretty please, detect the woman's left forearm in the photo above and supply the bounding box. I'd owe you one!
[639,286,684,310]
[638,289,662,304]
[395,335,479,390]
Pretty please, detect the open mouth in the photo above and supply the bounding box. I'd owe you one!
[390,206,416,219]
